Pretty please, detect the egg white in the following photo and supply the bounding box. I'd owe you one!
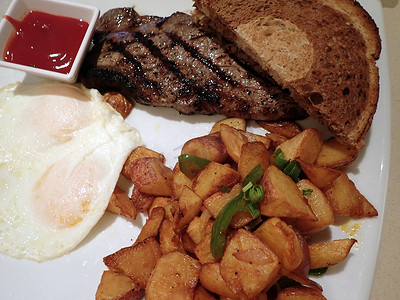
[0,81,141,261]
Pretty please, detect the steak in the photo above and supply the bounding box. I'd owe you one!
[79,8,307,120]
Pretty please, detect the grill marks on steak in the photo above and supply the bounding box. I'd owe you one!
[80,9,307,120]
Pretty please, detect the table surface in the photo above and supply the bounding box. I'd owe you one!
[370,1,400,299]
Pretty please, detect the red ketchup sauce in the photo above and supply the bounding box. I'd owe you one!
[3,11,89,74]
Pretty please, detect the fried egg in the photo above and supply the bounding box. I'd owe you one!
[0,81,141,261]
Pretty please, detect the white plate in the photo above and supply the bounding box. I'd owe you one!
[0,0,391,299]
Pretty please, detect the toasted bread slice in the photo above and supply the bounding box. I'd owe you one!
[194,0,381,149]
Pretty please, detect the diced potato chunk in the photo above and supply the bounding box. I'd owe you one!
[145,252,201,300]
[260,165,316,220]
[103,237,162,289]
[254,217,303,276]
[107,186,138,220]
[309,238,357,269]
[277,128,322,164]
[193,161,240,199]
[219,229,280,299]
[95,270,144,300]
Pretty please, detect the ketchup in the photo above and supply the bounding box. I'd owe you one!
[3,11,89,74]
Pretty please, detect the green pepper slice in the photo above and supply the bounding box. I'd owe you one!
[178,154,210,179]
[210,164,265,259]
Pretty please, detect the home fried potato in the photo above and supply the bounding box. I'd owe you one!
[260,165,316,220]
[323,173,378,218]
[193,161,241,199]
[315,137,358,168]
[238,141,270,181]
[171,162,193,199]
[130,186,155,213]
[266,132,288,147]
[297,161,341,189]
[277,286,327,300]
[199,263,238,299]
[103,237,162,289]
[309,239,357,269]
[258,120,302,139]
[294,180,334,234]
[210,117,246,133]
[194,285,217,300]
[186,211,214,245]
[181,133,228,163]
[107,186,138,221]
[254,217,303,276]
[145,252,201,300]
[122,146,165,178]
[194,233,218,265]
[176,186,203,231]
[241,131,271,149]
[159,219,185,254]
[277,128,323,164]
[135,207,165,244]
[129,157,173,196]
[97,117,378,299]
[147,197,178,222]
[220,123,249,162]
[96,270,144,300]
[102,91,133,119]
[219,229,280,299]
[203,184,253,229]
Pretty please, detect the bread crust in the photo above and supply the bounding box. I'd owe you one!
[194,0,381,149]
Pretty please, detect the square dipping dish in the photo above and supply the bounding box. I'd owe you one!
[0,0,99,82]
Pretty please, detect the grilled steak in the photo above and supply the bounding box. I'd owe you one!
[80,8,307,120]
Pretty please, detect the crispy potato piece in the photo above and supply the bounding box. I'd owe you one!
[181,230,197,253]
[186,212,214,245]
[309,238,357,269]
[220,123,249,162]
[277,128,323,164]
[315,137,358,168]
[254,217,303,276]
[103,91,133,119]
[107,186,138,220]
[199,263,238,299]
[147,197,178,222]
[130,186,155,213]
[194,233,218,265]
[203,184,253,229]
[210,118,246,133]
[257,121,302,139]
[266,132,288,148]
[294,180,334,234]
[96,270,144,300]
[241,131,271,149]
[145,252,201,300]
[135,207,165,243]
[220,229,280,299]
[238,141,270,181]
[277,286,327,300]
[260,165,316,220]
[122,147,165,178]
[181,133,228,163]
[323,173,378,218]
[194,285,217,300]
[177,186,203,231]
[103,237,162,289]
[298,161,341,189]
[172,162,193,199]
[159,219,184,254]
[193,161,241,199]
[129,157,173,196]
